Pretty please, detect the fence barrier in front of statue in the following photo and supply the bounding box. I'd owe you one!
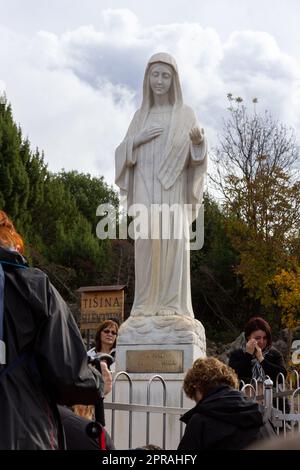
[103,369,300,449]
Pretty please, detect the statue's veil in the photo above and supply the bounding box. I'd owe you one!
[138,52,183,131]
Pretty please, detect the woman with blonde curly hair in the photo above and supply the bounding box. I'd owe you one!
[178,357,275,450]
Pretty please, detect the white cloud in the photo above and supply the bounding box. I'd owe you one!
[219,31,300,133]
[1,9,300,188]
[0,80,6,94]
[101,8,140,38]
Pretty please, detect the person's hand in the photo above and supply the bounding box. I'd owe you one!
[254,345,264,363]
[133,126,164,149]
[189,127,204,145]
[245,338,257,355]
[100,361,112,396]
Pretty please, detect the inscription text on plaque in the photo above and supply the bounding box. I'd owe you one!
[126,350,183,373]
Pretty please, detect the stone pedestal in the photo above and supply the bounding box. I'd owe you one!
[104,315,206,449]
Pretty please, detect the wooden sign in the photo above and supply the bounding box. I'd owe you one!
[77,285,126,330]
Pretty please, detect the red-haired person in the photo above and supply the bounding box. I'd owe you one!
[0,211,111,450]
[229,316,286,384]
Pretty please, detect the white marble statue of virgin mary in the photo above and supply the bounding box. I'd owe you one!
[115,52,207,319]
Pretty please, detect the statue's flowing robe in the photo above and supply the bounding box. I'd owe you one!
[115,52,207,317]
[115,104,207,317]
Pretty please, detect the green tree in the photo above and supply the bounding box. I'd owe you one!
[56,170,118,231]
[191,194,242,340]
[0,95,30,229]
[0,94,125,300]
[22,146,48,243]
[212,96,300,316]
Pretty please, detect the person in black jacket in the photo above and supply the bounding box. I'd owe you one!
[228,316,286,385]
[0,210,111,450]
[58,406,115,450]
[178,357,275,450]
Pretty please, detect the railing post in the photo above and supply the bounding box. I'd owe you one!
[290,385,300,434]
[264,377,273,420]
[111,372,133,449]
[146,376,167,449]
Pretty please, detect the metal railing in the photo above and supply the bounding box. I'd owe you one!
[104,370,300,448]
[105,371,188,449]
[241,370,300,437]
[146,375,166,448]
[111,371,133,449]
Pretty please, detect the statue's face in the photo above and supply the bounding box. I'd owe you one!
[149,63,173,97]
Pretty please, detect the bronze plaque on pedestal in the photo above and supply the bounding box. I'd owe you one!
[126,350,183,373]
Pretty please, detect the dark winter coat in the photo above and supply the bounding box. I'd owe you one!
[178,385,275,450]
[0,247,103,450]
[58,406,115,450]
[228,347,286,384]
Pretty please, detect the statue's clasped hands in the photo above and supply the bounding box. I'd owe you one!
[189,127,205,145]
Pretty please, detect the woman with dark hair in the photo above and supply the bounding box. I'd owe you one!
[228,316,286,384]
[87,319,119,366]
[74,320,119,428]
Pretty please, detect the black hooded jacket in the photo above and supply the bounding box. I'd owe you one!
[178,385,273,450]
[0,247,103,450]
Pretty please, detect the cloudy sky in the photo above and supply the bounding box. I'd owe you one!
[1,0,300,188]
